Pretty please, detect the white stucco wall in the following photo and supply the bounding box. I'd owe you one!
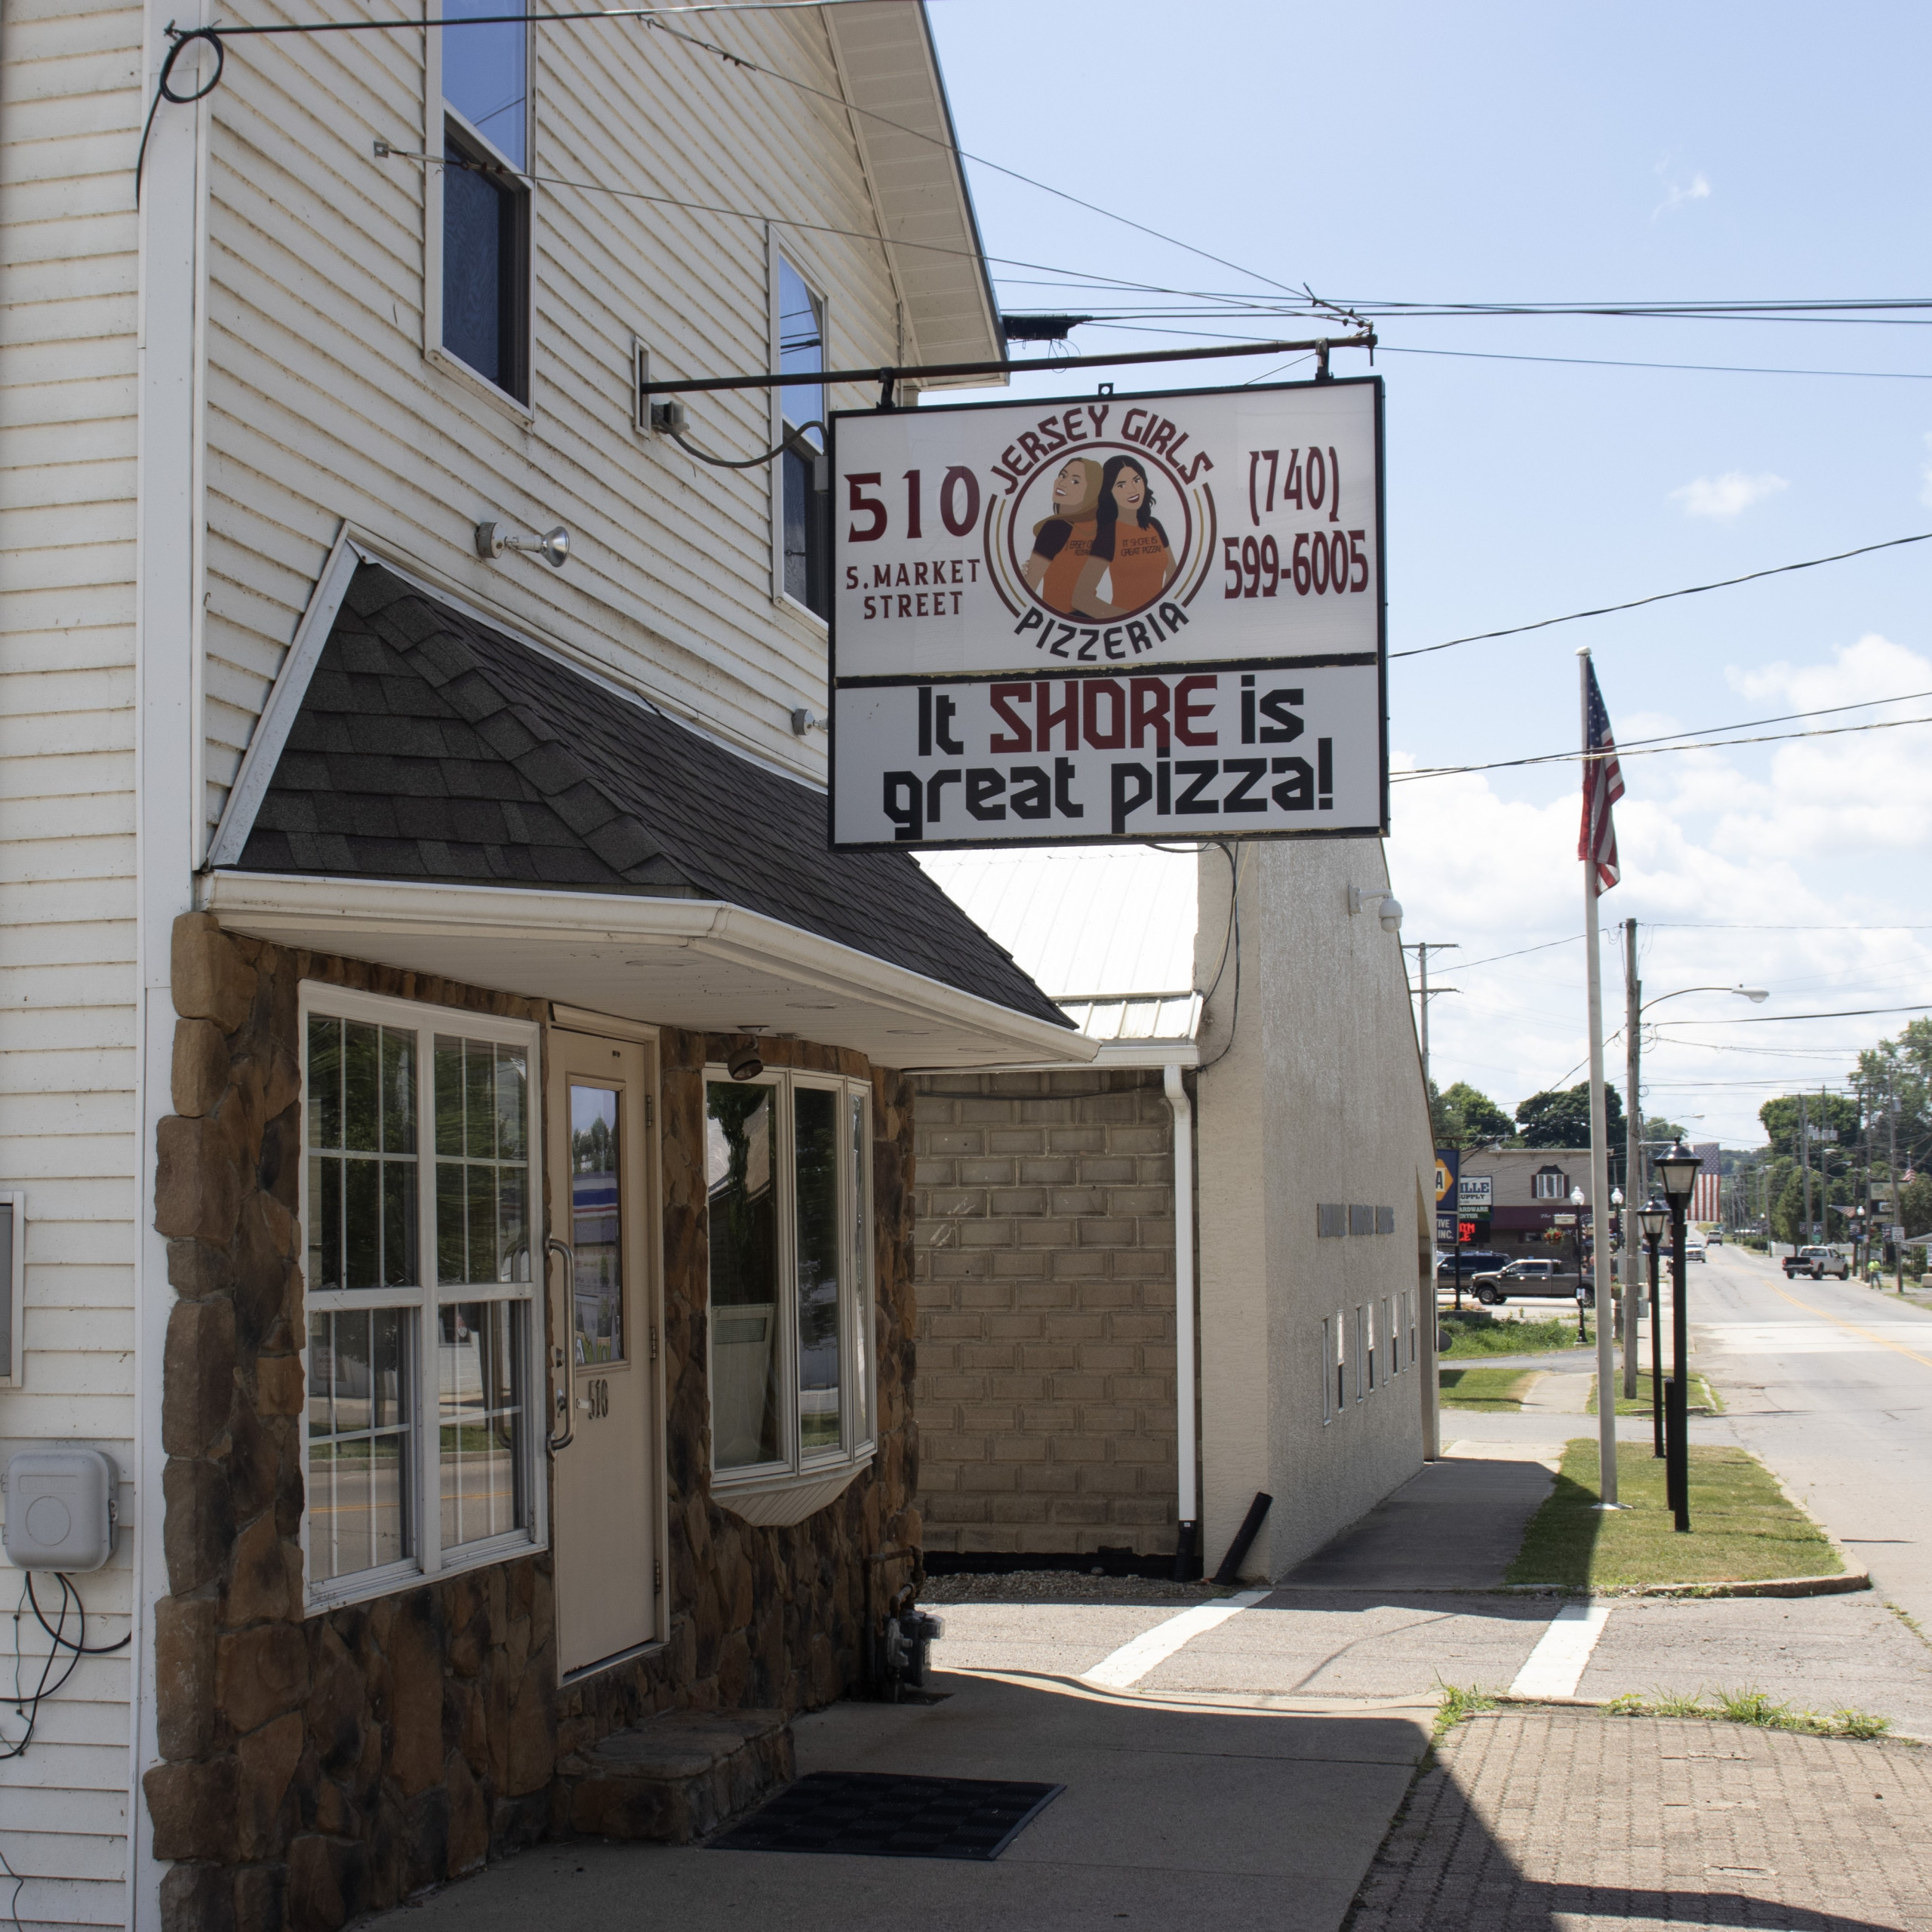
[1195,838,1436,1580]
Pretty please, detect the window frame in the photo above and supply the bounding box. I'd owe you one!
[768,233,832,626]
[423,0,537,420]
[704,1064,876,1499]
[298,983,547,1616]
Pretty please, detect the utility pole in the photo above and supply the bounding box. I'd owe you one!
[1888,1060,1902,1292]
[1799,1092,1811,1253]
[1623,918,1642,1397]
[1404,942,1461,1123]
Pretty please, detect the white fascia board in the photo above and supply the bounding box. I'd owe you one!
[927,1039,1200,1075]
[198,870,1097,1067]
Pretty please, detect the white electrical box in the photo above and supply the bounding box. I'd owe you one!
[2,1447,117,1572]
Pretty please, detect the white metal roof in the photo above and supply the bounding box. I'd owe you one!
[917,845,1201,1029]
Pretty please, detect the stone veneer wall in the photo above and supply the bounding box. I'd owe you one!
[146,915,919,1932]
[911,1071,1178,1557]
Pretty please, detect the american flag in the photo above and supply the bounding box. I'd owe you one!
[1579,657,1623,891]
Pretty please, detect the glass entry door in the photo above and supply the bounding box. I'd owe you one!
[546,1029,660,1675]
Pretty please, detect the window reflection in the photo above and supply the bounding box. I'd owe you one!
[707,1083,780,1469]
[795,1088,840,1454]
[570,1085,623,1364]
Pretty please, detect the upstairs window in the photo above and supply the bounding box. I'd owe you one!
[776,254,829,619]
[439,0,531,403]
[1532,1167,1568,1201]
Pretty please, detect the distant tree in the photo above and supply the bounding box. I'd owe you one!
[1772,1168,1807,1246]
[1758,1093,1860,1166]
[1642,1113,1687,1146]
[1515,1081,1626,1151]
[1900,1172,1932,1241]
[1432,1080,1515,1148]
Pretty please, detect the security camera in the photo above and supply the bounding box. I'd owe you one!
[1379,897,1403,934]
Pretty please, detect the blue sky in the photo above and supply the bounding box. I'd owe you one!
[924,0,1932,1148]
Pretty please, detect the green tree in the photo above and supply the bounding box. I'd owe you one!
[1758,1093,1861,1165]
[1900,1172,1932,1241]
[1772,1168,1807,1245]
[1432,1080,1515,1147]
[1515,1081,1627,1151]
[1642,1113,1687,1146]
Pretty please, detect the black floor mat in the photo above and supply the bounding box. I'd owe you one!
[711,1771,1064,1861]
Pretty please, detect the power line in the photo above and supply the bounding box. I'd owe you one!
[1395,710,1932,783]
[1391,531,1932,661]
[1657,1004,1932,1026]
[1648,922,1932,932]
[1378,344,1932,382]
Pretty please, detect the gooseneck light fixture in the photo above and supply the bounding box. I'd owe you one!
[1638,1198,1669,1457]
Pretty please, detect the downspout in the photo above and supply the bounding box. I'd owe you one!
[1164,1063,1200,1580]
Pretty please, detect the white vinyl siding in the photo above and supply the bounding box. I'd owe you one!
[0,0,144,1918]
[198,3,900,841]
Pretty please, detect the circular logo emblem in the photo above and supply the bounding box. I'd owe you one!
[983,442,1218,626]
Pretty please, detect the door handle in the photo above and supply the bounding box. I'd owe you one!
[546,1235,577,1454]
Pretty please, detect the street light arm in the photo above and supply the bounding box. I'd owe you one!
[1639,984,1770,1013]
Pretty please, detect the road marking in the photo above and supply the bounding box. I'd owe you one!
[1509,1601,1611,1700]
[1083,1589,1270,1689]
[1762,1279,1932,1373]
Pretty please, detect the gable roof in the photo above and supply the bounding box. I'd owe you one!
[226,560,1067,1030]
[826,2,1004,385]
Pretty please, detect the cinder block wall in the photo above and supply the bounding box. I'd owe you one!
[911,1071,1180,1556]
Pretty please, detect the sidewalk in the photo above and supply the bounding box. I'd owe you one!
[1352,1707,1932,1932]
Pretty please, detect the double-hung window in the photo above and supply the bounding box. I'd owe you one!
[1532,1167,1567,1201]
[774,253,830,620]
[706,1069,873,1505]
[435,0,531,404]
[301,987,543,1610]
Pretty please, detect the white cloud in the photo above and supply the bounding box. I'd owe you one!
[1669,470,1789,520]
[1653,168,1712,218]
[1386,632,1932,1148]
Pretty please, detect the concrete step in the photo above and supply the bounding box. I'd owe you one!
[561,1708,793,1843]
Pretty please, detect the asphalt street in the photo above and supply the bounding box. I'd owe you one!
[1690,1241,1932,1632]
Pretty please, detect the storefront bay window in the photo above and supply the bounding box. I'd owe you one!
[302,987,543,1609]
[706,1069,873,1521]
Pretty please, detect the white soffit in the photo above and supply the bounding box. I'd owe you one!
[199,872,1096,1071]
[825,2,1004,383]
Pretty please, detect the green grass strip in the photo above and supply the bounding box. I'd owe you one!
[1509,1440,1841,1588]
[1587,1371,1721,1417]
[1438,1311,1589,1358]
[1438,1367,1538,1411]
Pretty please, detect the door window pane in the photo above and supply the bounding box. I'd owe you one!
[707,1082,781,1469]
[306,1308,410,1583]
[570,1084,623,1364]
[438,1300,527,1550]
[308,1017,417,1294]
[795,1088,840,1456]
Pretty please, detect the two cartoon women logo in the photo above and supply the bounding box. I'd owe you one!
[1020,453,1179,621]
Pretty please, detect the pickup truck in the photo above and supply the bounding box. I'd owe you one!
[1469,1258,1594,1307]
[1783,1246,1850,1280]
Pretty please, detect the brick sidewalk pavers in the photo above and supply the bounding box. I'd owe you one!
[1350,1709,1932,1931]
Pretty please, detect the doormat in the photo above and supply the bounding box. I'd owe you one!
[710,1771,1063,1861]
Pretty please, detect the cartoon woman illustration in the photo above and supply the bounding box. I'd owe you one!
[1072,455,1175,620]
[1023,457,1104,615]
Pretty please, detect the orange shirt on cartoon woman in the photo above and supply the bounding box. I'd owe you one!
[1023,457,1104,616]
[1073,457,1175,620]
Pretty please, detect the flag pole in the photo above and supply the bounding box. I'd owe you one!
[1580,648,1620,1507]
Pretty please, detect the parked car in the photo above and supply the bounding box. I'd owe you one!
[1469,1258,1593,1306]
[1783,1245,1850,1280]
[1436,1249,1512,1287]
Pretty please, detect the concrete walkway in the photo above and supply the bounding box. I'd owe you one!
[369,1674,1433,1931]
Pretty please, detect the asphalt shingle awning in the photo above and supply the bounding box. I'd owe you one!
[205,560,1085,1068]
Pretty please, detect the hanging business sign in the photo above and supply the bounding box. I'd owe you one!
[827,376,1386,849]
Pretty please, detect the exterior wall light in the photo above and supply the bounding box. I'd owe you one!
[1348,885,1403,933]
[475,520,571,569]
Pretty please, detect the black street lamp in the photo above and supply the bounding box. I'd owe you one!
[1654,1142,1703,1534]
[1638,1198,1669,1460]
[1568,1186,1590,1341]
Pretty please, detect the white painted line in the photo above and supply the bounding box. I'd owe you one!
[1509,1601,1612,1700]
[1083,1589,1271,1689]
